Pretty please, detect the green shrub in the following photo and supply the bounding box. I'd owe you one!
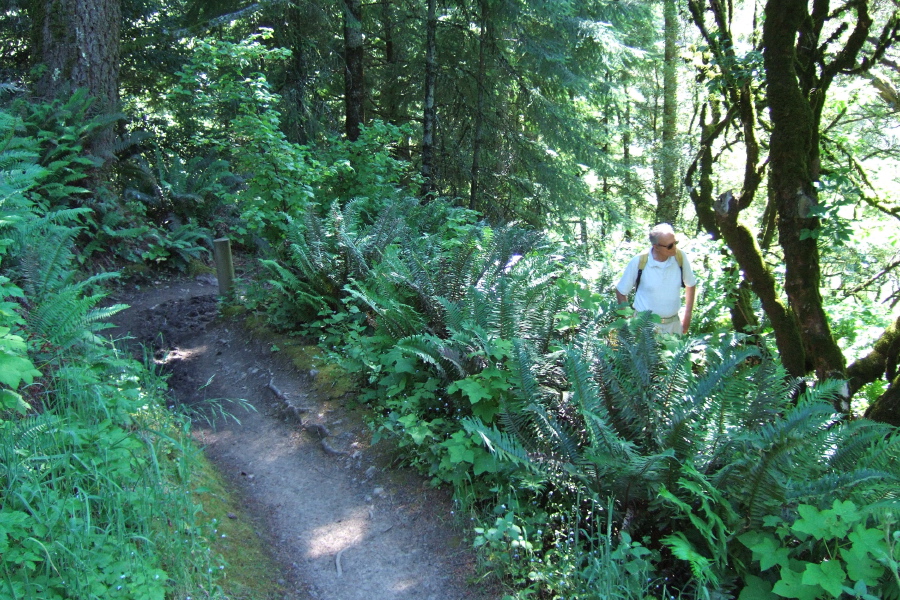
[465,314,900,597]
[739,500,900,600]
[0,108,230,597]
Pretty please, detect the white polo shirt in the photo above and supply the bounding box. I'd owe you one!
[616,249,697,318]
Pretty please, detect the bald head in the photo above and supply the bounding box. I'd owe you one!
[649,223,675,245]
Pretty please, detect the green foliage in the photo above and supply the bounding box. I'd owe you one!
[739,500,900,600]
[0,122,42,414]
[254,178,900,597]
[123,147,241,228]
[477,490,660,599]
[2,89,104,211]
[0,354,226,599]
[168,30,316,243]
[1,96,210,274]
[0,107,231,596]
[801,170,858,245]
[464,314,900,596]
[140,222,211,271]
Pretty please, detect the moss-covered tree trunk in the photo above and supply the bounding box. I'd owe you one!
[343,0,364,141]
[762,0,879,389]
[656,0,679,225]
[854,314,900,424]
[421,0,437,200]
[687,0,807,375]
[30,0,120,164]
[763,0,840,382]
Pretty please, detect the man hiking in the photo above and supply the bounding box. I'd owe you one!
[615,223,697,335]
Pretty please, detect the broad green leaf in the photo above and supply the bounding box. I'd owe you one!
[0,352,41,388]
[471,400,500,423]
[801,561,846,597]
[448,377,493,404]
[772,567,822,600]
[848,525,888,558]
[829,499,860,525]
[447,442,474,465]
[841,544,884,586]
[392,355,417,374]
[0,388,29,414]
[473,451,499,475]
[793,504,847,540]
[739,575,778,600]
[842,525,888,585]
[740,531,791,571]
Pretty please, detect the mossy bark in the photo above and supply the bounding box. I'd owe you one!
[29,0,121,164]
[762,0,872,384]
[854,314,900,426]
[342,0,365,141]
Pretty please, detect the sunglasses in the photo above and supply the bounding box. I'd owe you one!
[655,241,677,250]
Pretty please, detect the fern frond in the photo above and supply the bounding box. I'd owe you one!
[462,417,548,477]
[719,399,838,524]
[393,334,448,377]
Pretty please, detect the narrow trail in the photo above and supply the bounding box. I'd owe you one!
[107,277,502,600]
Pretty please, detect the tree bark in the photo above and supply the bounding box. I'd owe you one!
[687,0,900,416]
[30,0,121,164]
[469,0,490,212]
[380,0,400,125]
[850,314,900,397]
[622,78,633,239]
[864,376,900,426]
[686,103,763,337]
[421,0,437,200]
[762,0,874,385]
[343,0,365,141]
[656,0,679,225]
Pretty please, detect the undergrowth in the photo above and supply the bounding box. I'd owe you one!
[0,99,259,599]
[246,175,900,598]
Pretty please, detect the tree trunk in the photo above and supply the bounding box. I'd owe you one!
[763,0,850,384]
[469,0,489,212]
[714,192,807,376]
[850,313,900,397]
[622,80,633,240]
[30,0,121,165]
[865,379,900,426]
[687,103,762,337]
[421,0,437,200]
[343,0,364,141]
[687,0,900,415]
[656,0,679,225]
[274,3,317,144]
[380,0,400,125]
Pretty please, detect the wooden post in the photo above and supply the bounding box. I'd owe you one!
[213,237,235,297]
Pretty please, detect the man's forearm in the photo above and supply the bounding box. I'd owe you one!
[616,290,627,305]
[682,285,696,334]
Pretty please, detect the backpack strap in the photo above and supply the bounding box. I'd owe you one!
[635,249,684,291]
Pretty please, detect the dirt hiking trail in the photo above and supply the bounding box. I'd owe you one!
[107,276,503,600]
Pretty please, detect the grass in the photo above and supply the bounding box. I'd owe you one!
[0,335,290,600]
[191,451,288,600]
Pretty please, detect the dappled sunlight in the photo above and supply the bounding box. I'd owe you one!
[390,578,420,593]
[154,345,208,365]
[304,509,371,558]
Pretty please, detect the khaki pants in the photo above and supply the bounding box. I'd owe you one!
[656,315,682,335]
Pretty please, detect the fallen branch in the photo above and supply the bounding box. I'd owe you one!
[335,548,346,576]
